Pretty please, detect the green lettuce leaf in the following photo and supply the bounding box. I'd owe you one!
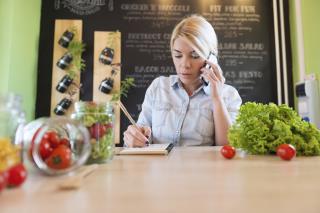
[228,102,320,156]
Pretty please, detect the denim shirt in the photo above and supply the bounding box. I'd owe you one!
[137,75,242,146]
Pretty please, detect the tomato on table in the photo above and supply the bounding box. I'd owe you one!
[45,145,71,170]
[277,144,296,161]
[6,163,27,187]
[220,145,236,159]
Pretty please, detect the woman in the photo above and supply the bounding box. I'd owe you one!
[123,14,242,147]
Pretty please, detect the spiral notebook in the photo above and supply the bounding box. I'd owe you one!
[119,143,174,155]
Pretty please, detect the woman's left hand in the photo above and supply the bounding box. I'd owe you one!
[200,60,225,101]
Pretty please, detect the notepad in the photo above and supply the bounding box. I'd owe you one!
[119,143,174,155]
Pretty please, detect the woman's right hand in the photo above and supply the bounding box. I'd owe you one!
[123,125,152,147]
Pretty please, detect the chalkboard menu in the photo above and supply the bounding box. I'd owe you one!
[36,0,292,144]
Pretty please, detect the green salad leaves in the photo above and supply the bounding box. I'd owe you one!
[228,102,320,156]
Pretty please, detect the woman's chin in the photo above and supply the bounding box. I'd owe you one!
[179,75,199,84]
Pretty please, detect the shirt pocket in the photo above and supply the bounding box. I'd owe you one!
[152,101,171,128]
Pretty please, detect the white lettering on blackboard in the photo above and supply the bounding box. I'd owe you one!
[55,0,107,15]
[224,5,255,13]
[135,66,159,73]
[121,4,149,11]
[239,71,263,79]
[209,5,222,13]
[128,33,161,40]
[157,5,190,12]
[239,43,264,50]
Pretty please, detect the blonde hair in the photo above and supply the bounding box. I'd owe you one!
[170,14,218,60]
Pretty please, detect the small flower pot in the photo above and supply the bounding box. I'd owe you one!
[99,77,114,94]
[99,47,114,65]
[58,30,75,48]
[56,52,73,70]
[56,75,73,93]
[54,98,72,115]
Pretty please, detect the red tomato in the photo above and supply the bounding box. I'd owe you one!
[43,131,60,148]
[45,145,71,170]
[59,138,71,148]
[39,138,53,160]
[221,145,236,159]
[7,163,27,187]
[0,172,8,192]
[89,123,107,139]
[277,144,296,160]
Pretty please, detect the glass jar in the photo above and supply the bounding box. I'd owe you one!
[0,93,25,171]
[22,117,91,175]
[71,101,115,164]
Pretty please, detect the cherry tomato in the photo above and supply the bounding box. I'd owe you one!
[0,172,8,192]
[43,131,60,148]
[89,123,107,139]
[39,138,53,160]
[45,145,71,170]
[59,138,71,148]
[7,163,27,187]
[221,145,236,159]
[277,144,296,161]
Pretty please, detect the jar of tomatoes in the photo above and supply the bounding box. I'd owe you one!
[71,101,115,164]
[23,117,91,175]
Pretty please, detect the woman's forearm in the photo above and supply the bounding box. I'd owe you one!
[212,98,232,146]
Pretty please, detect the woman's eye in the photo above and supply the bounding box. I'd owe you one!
[191,54,200,59]
[174,55,182,58]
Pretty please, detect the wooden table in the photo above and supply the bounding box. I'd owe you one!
[1,147,320,213]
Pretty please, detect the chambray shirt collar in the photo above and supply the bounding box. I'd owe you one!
[170,75,209,96]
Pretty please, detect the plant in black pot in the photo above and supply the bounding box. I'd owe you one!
[99,69,118,94]
[58,28,76,48]
[99,47,114,65]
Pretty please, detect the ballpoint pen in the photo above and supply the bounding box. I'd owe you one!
[118,101,150,146]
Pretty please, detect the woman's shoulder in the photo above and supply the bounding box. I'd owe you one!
[222,84,242,104]
[222,84,239,94]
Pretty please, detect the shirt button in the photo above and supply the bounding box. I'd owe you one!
[176,130,180,134]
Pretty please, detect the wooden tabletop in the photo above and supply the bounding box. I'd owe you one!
[1,146,320,213]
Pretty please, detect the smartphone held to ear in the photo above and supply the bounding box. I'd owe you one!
[200,52,218,86]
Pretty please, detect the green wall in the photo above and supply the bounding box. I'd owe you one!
[301,0,320,79]
[290,0,320,95]
[0,0,41,121]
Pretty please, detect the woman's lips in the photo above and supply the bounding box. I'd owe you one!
[179,73,195,79]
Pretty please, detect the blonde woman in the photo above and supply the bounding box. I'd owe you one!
[124,14,242,147]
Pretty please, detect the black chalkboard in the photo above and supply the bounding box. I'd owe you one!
[36,0,293,145]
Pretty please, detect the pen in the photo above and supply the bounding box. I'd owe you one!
[118,101,150,146]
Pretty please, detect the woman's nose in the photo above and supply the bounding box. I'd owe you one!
[180,56,191,68]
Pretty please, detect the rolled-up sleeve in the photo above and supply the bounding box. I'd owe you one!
[223,85,242,124]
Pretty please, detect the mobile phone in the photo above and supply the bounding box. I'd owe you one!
[200,52,218,86]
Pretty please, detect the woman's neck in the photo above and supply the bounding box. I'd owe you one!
[182,79,202,96]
